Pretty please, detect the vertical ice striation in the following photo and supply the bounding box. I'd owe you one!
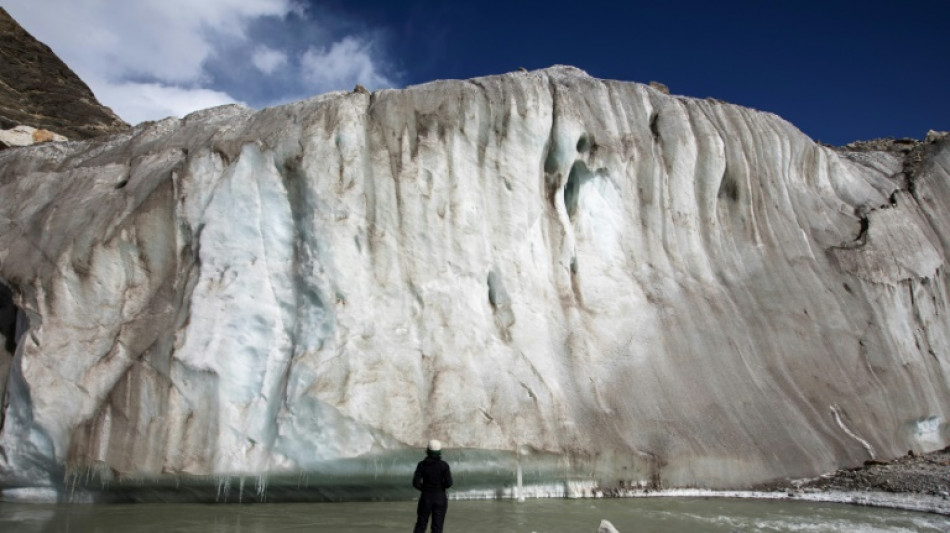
[0,66,948,498]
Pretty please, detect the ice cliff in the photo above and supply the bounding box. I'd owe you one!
[1,66,948,500]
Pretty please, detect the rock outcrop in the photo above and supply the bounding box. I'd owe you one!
[0,66,948,501]
[0,7,128,140]
[0,125,68,148]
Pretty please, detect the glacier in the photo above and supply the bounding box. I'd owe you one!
[0,66,948,501]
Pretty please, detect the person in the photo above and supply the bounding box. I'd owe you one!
[412,439,453,533]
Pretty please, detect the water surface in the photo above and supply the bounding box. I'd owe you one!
[2,498,948,532]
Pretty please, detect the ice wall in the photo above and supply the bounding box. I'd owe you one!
[0,66,948,498]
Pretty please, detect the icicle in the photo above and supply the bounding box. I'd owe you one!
[515,444,525,502]
[515,460,524,502]
[217,476,231,502]
[256,474,267,502]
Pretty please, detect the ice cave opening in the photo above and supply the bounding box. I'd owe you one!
[0,281,24,402]
[0,282,17,349]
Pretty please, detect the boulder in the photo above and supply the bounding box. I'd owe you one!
[0,124,67,148]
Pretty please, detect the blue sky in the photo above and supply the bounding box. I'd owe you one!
[5,0,948,145]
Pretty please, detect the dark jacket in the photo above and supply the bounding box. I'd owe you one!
[412,455,453,492]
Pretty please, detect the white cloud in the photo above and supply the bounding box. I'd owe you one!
[6,0,296,84]
[4,0,399,125]
[301,36,394,93]
[90,79,242,126]
[252,46,289,75]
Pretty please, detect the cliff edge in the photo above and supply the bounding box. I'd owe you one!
[0,65,948,501]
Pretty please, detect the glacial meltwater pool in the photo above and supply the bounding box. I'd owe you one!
[1,498,948,532]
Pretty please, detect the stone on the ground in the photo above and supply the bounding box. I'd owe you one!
[0,124,66,147]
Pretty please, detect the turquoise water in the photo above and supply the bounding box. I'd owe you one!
[2,498,948,532]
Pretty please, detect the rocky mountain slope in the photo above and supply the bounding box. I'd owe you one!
[0,63,948,501]
[0,7,128,140]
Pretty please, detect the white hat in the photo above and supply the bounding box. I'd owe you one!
[427,439,442,452]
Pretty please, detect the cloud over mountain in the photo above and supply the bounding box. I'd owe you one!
[4,0,399,124]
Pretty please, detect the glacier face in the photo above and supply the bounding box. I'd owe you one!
[0,66,948,498]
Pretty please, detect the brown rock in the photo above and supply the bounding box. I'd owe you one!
[0,7,129,139]
[0,124,65,148]
[31,128,54,143]
[649,81,670,94]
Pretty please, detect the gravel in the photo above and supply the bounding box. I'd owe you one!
[791,447,950,497]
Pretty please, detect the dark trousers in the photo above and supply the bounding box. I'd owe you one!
[413,491,447,533]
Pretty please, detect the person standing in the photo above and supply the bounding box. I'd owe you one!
[412,439,453,533]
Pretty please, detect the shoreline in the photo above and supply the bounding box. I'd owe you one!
[3,448,948,514]
[455,446,950,516]
[610,488,950,516]
[607,446,950,516]
[3,485,949,515]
